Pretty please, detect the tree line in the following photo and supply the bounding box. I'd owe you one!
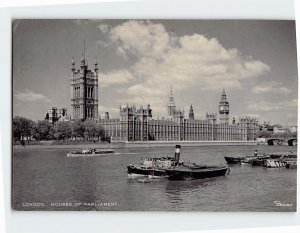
[13,116,106,142]
[257,130,297,139]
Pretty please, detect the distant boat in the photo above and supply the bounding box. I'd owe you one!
[67,148,114,157]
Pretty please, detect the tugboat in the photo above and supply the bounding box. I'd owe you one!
[165,145,229,181]
[128,145,229,180]
[67,148,114,157]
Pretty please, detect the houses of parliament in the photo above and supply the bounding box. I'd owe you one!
[49,55,259,142]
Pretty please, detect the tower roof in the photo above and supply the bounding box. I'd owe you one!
[220,88,228,104]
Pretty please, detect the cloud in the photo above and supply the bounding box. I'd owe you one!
[98,24,111,35]
[101,70,135,87]
[14,89,50,103]
[248,99,297,112]
[99,20,271,116]
[252,81,291,94]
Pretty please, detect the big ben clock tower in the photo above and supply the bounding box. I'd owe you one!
[219,88,229,124]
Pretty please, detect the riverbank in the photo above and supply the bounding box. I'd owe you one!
[13,140,259,149]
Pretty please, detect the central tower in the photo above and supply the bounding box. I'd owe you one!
[70,54,99,120]
[167,85,176,117]
[218,88,229,124]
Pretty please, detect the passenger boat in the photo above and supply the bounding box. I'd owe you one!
[67,148,114,157]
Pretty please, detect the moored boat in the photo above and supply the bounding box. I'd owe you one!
[264,155,297,168]
[67,148,114,157]
[224,156,244,164]
[263,158,286,168]
[286,160,297,169]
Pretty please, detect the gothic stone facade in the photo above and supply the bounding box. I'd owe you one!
[98,89,259,142]
[70,56,99,120]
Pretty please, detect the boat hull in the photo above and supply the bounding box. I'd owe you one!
[264,159,286,168]
[127,165,168,177]
[165,166,228,181]
[224,156,243,164]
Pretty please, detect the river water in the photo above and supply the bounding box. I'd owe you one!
[13,144,297,211]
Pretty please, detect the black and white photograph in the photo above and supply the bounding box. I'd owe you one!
[12,19,297,211]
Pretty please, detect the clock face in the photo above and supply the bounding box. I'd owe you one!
[220,106,224,111]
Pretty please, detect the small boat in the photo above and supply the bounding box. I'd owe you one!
[226,150,261,165]
[264,155,297,168]
[165,164,228,181]
[286,161,297,169]
[224,156,244,164]
[240,150,270,166]
[67,148,114,157]
[263,158,286,168]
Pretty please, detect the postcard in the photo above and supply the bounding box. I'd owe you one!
[12,19,297,211]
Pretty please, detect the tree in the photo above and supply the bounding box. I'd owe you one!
[54,121,72,140]
[83,119,97,140]
[258,130,272,138]
[33,120,55,140]
[71,120,85,140]
[13,116,36,142]
[95,124,105,141]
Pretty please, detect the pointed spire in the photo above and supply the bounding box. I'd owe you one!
[94,57,98,72]
[71,56,75,71]
[189,104,194,120]
[222,88,226,96]
[83,38,86,59]
[220,88,228,103]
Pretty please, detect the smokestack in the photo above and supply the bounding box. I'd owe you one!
[174,145,181,166]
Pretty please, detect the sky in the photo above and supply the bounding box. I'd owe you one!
[13,19,298,125]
